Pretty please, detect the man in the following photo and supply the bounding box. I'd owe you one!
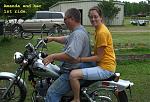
[43,8,91,102]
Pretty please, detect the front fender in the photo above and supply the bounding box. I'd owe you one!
[0,72,27,88]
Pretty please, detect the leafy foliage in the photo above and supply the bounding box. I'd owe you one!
[124,1,150,16]
[98,1,120,25]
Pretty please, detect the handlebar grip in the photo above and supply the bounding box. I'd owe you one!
[44,38,48,43]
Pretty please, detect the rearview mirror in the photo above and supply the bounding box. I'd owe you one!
[40,24,46,38]
[41,24,46,31]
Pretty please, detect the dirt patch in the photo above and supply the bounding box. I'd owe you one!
[116,54,150,61]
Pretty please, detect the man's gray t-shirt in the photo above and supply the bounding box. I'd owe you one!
[62,25,90,69]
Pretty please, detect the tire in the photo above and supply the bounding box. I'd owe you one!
[0,77,27,102]
[118,91,128,102]
[21,32,33,40]
[12,24,23,34]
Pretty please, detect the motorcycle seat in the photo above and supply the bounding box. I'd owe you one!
[81,73,120,87]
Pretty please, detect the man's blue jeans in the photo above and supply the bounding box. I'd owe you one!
[45,73,71,102]
[45,62,96,102]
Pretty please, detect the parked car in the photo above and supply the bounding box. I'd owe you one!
[130,19,149,26]
[5,11,66,33]
[130,15,149,26]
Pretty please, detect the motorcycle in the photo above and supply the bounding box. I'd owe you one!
[4,20,34,40]
[0,24,134,102]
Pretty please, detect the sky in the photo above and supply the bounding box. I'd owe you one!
[119,0,147,3]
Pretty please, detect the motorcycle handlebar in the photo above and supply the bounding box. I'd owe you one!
[35,39,47,50]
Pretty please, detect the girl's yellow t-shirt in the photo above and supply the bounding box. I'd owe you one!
[94,24,116,72]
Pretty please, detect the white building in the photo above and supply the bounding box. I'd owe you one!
[49,0,124,26]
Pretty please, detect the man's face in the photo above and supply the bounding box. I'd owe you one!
[64,16,73,30]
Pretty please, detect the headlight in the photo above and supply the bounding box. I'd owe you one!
[14,52,24,64]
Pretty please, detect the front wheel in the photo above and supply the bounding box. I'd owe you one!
[21,32,34,40]
[0,77,27,102]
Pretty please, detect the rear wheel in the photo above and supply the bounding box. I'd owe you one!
[118,91,128,102]
[85,88,128,102]
[0,77,27,102]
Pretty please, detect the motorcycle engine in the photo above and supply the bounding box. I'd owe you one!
[35,79,49,97]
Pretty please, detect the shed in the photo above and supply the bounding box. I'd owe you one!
[49,0,124,26]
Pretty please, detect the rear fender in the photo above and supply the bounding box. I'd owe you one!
[86,79,134,93]
[101,79,134,91]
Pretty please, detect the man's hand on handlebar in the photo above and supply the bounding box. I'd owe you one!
[43,54,55,65]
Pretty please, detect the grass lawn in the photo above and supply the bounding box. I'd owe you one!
[117,60,150,102]
[0,23,150,102]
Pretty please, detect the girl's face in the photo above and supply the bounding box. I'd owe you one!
[89,10,102,28]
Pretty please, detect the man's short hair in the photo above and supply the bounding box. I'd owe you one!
[65,8,81,23]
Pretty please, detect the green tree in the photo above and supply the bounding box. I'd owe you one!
[124,1,149,16]
[98,1,120,25]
